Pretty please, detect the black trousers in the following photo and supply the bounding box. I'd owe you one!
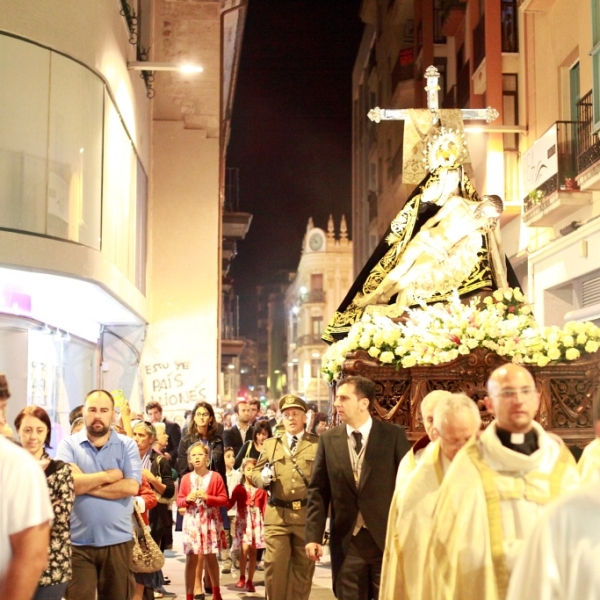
[334,528,382,600]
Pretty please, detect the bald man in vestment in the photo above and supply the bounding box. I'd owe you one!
[423,364,579,600]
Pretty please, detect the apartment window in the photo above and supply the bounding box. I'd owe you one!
[501,0,518,53]
[311,273,323,291]
[502,74,519,150]
[591,0,600,129]
[570,62,581,121]
[311,316,323,336]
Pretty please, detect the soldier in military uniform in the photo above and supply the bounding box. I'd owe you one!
[252,394,319,600]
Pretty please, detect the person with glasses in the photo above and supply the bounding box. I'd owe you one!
[423,364,580,600]
[252,394,319,600]
[177,402,226,483]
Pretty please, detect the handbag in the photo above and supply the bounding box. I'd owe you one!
[154,455,176,505]
[131,504,165,573]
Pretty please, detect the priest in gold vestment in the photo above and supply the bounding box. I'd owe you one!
[423,364,579,600]
[381,393,481,600]
[394,390,452,490]
[577,394,600,484]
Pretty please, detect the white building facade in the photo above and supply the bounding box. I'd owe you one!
[285,217,353,411]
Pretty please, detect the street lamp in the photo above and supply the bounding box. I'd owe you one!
[127,62,204,98]
[127,62,204,73]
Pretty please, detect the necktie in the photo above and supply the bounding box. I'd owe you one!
[352,431,363,454]
[290,435,298,453]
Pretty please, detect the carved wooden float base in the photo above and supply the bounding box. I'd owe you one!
[335,347,600,447]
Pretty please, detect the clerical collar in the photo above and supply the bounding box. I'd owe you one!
[496,426,539,456]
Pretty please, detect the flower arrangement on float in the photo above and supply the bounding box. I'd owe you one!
[321,287,600,383]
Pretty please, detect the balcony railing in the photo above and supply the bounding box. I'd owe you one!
[576,90,600,173]
[224,167,240,212]
[300,290,326,304]
[222,295,240,340]
[297,334,326,347]
[524,121,581,212]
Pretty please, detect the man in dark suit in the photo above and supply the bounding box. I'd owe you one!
[305,375,410,600]
[145,400,181,470]
[223,399,254,456]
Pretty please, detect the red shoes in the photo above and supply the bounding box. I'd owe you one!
[235,578,246,588]
[246,580,256,593]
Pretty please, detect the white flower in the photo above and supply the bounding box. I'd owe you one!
[380,351,395,364]
[368,346,381,358]
[548,347,561,361]
[358,334,371,349]
[562,335,575,348]
[585,340,599,353]
[565,347,580,361]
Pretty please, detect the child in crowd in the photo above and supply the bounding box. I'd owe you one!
[177,442,228,600]
[227,457,268,593]
[221,446,242,574]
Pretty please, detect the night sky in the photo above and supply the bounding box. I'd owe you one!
[226,0,364,337]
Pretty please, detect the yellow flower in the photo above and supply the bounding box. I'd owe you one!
[402,356,417,368]
[537,356,550,367]
[565,347,580,361]
[358,334,371,349]
[585,340,599,353]
[513,288,525,302]
[368,346,381,358]
[548,347,561,361]
[380,351,395,364]
[576,334,588,346]
[493,290,504,302]
[562,335,575,348]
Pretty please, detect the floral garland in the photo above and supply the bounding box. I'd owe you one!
[321,287,600,383]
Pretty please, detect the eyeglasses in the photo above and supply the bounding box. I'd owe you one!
[495,387,538,400]
[195,411,210,418]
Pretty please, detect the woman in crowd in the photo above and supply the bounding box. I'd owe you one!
[132,475,158,600]
[177,402,226,596]
[234,419,272,469]
[311,412,328,436]
[15,406,75,600]
[177,442,228,600]
[132,421,176,598]
[177,402,226,482]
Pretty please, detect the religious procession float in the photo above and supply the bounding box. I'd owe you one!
[320,67,600,446]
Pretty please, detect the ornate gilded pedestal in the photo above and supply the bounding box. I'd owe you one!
[335,347,600,446]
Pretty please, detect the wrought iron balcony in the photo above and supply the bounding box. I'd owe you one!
[299,290,326,304]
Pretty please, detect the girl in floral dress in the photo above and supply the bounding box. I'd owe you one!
[227,457,268,593]
[177,441,227,600]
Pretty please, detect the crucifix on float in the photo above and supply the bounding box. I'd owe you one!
[367,65,498,125]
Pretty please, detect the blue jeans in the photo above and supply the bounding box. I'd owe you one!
[34,582,69,600]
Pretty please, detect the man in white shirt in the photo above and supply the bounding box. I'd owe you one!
[305,375,410,600]
[0,373,54,600]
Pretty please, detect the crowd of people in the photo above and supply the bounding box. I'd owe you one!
[2,365,600,600]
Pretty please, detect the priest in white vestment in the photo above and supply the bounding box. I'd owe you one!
[424,364,579,600]
[577,396,600,484]
[394,390,452,489]
[506,480,600,600]
[381,393,481,600]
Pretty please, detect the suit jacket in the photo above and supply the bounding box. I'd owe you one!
[305,419,410,587]
[223,424,254,456]
[163,418,182,469]
[252,432,319,526]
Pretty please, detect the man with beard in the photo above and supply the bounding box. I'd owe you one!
[56,390,142,599]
